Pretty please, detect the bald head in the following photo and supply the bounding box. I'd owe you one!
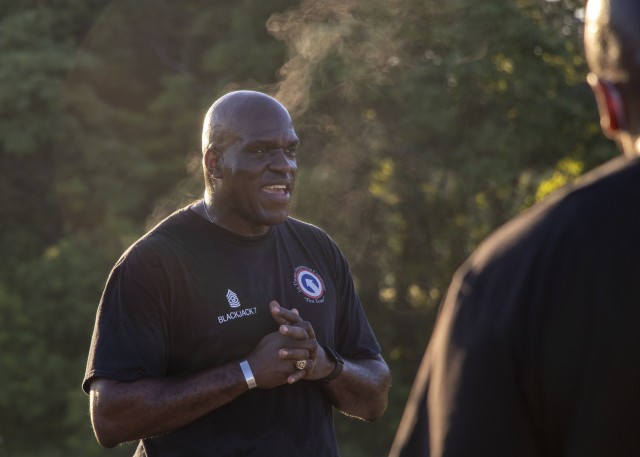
[200,91,298,195]
[202,91,293,154]
[585,0,640,85]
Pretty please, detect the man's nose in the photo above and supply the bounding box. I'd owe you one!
[268,149,297,173]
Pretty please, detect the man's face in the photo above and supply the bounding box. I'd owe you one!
[210,100,299,236]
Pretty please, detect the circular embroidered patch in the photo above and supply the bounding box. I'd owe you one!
[294,266,325,301]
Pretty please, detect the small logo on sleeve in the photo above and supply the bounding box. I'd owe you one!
[293,266,325,303]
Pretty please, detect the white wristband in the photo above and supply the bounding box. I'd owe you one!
[239,360,257,390]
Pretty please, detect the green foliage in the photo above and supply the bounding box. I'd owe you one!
[0,0,617,456]
[268,3,614,451]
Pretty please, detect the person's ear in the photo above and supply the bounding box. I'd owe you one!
[204,147,224,179]
[588,73,627,139]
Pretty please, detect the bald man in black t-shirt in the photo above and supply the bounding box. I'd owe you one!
[83,91,391,456]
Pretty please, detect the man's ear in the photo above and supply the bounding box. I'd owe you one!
[588,73,627,139]
[204,147,224,179]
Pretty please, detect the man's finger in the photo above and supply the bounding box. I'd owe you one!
[287,369,306,384]
[270,300,303,325]
[279,324,310,340]
[269,300,291,325]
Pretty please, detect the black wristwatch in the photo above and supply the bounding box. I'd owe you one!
[317,346,344,384]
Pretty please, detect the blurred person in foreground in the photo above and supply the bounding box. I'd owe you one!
[389,0,640,455]
[83,90,391,457]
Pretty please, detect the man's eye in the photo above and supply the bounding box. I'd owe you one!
[252,147,296,158]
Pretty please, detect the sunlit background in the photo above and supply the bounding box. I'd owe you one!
[0,0,616,456]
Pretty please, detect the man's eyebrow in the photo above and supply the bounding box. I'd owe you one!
[244,138,299,149]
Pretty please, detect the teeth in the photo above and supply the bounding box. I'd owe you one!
[266,185,286,189]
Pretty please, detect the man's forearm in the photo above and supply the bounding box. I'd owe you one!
[322,355,391,422]
[90,361,248,447]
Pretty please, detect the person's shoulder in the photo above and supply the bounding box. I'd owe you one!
[146,204,198,236]
[119,205,197,261]
[566,155,640,207]
[534,155,640,230]
[282,216,331,237]
[279,217,341,251]
[469,156,640,271]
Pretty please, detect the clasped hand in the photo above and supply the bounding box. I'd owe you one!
[246,300,330,389]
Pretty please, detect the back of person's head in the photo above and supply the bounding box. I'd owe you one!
[585,0,640,155]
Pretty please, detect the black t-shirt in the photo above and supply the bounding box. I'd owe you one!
[392,156,640,457]
[84,207,381,457]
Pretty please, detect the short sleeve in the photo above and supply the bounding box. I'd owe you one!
[331,246,381,360]
[83,243,169,394]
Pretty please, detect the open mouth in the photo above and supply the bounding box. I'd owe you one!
[263,184,289,196]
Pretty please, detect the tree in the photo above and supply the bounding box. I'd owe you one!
[267,0,614,453]
[0,0,615,455]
